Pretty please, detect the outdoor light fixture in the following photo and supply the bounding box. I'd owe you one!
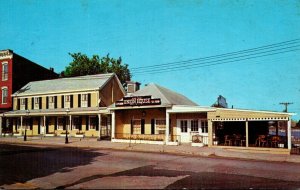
[65,108,70,144]
[142,111,146,117]
[24,109,30,141]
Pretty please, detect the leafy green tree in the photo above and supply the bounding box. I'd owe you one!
[62,53,131,87]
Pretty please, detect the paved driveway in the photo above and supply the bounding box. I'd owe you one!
[1,144,300,189]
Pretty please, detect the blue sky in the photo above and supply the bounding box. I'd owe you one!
[1,0,300,120]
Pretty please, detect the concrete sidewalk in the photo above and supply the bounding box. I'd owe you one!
[0,136,299,164]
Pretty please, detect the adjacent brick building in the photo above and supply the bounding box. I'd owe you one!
[0,49,58,112]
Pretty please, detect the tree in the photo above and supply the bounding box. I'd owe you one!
[62,53,131,87]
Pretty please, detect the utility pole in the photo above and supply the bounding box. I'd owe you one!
[279,102,293,112]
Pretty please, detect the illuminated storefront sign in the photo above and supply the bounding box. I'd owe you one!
[116,96,161,107]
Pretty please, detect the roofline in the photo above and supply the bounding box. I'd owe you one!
[99,73,126,96]
[109,104,172,110]
[12,88,99,97]
[216,107,296,116]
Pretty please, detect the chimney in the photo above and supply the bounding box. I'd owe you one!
[49,67,54,72]
[126,81,141,94]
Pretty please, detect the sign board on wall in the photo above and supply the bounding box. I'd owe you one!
[116,96,161,107]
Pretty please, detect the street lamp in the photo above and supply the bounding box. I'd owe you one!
[65,108,70,144]
[24,109,29,141]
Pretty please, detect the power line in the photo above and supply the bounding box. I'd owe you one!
[133,47,300,75]
[130,38,300,71]
[132,44,300,74]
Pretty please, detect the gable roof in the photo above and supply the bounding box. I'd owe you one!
[129,83,198,106]
[13,73,125,96]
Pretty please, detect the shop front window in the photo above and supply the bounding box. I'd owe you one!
[181,120,188,133]
[132,119,141,134]
[155,119,166,134]
[191,120,199,132]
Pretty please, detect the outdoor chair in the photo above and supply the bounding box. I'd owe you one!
[271,136,281,148]
[258,135,267,147]
[224,135,232,146]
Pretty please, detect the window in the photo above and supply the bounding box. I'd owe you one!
[2,62,8,81]
[20,98,26,110]
[155,119,166,134]
[191,120,199,132]
[89,116,97,130]
[132,119,141,134]
[81,94,88,107]
[65,95,70,108]
[72,117,81,130]
[57,117,64,130]
[49,96,55,109]
[201,120,208,133]
[1,87,8,104]
[181,120,188,133]
[34,97,40,109]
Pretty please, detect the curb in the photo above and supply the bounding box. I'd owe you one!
[0,139,299,164]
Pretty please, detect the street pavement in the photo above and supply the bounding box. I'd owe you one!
[0,136,299,163]
[1,143,300,189]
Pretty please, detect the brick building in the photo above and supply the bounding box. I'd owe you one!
[0,49,58,113]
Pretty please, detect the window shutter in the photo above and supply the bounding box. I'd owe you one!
[25,98,28,110]
[46,117,49,133]
[70,95,73,108]
[30,118,33,130]
[79,116,82,131]
[61,95,64,108]
[46,97,49,109]
[88,93,91,107]
[141,119,145,134]
[151,119,155,135]
[54,96,57,108]
[39,97,42,109]
[78,94,81,108]
[131,120,133,134]
[17,99,20,110]
[55,117,58,130]
[96,116,99,131]
[63,117,66,130]
[86,116,89,130]
[31,97,34,110]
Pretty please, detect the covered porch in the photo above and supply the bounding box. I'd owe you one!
[207,108,294,154]
[0,107,112,140]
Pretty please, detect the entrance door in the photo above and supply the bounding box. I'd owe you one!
[178,120,190,142]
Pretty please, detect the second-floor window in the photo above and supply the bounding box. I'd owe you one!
[2,62,8,81]
[65,95,71,108]
[20,98,26,110]
[34,97,40,109]
[1,87,8,104]
[49,96,55,109]
[81,94,88,107]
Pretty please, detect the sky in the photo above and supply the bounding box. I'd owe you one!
[1,0,300,120]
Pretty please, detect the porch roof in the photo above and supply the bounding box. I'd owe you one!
[167,105,216,113]
[3,107,109,117]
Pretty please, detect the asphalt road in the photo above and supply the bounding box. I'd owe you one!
[1,143,300,189]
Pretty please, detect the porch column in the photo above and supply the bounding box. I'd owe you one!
[111,111,115,139]
[208,120,213,147]
[287,118,292,150]
[43,115,46,135]
[69,115,72,131]
[21,116,23,134]
[0,116,2,137]
[245,120,249,147]
[97,114,102,141]
[165,112,170,144]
